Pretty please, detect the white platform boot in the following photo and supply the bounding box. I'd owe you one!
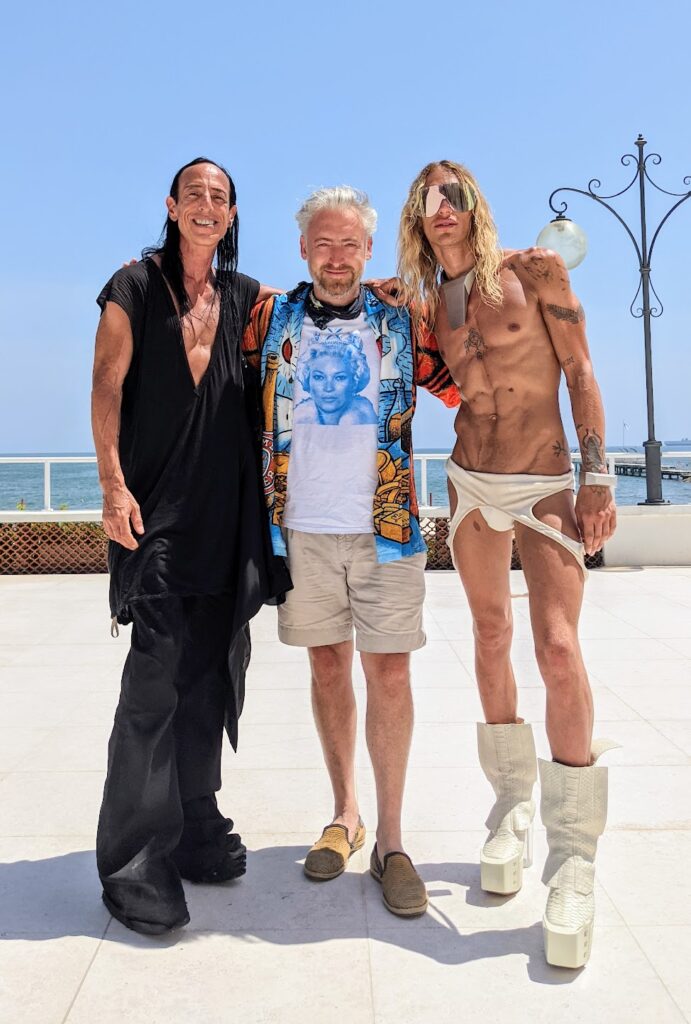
[477,722,537,895]
[539,741,617,969]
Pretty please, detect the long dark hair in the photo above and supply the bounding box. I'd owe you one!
[143,156,239,317]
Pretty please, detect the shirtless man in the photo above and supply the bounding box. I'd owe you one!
[397,161,617,968]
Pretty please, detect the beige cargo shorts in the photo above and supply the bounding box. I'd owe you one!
[278,530,427,653]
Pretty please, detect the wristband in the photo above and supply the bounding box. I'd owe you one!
[578,471,617,488]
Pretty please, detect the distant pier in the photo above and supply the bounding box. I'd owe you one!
[571,451,691,483]
[613,462,691,481]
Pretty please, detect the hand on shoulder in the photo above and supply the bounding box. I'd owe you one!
[503,246,571,297]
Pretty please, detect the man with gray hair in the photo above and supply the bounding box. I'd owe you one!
[243,186,459,917]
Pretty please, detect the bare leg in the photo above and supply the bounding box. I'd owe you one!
[516,490,593,767]
[360,651,413,857]
[308,640,360,839]
[450,505,518,723]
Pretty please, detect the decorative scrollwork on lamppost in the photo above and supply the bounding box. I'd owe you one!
[538,135,691,505]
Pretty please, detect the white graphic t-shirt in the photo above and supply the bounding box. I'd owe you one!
[283,311,380,533]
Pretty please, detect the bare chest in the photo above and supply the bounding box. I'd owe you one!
[180,296,220,388]
[436,279,557,398]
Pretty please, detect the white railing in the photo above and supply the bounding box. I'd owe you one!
[0,456,99,513]
[1,452,690,516]
[414,453,448,507]
[414,451,691,507]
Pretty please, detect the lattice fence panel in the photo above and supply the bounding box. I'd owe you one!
[420,516,603,571]
[1,519,602,575]
[0,523,108,574]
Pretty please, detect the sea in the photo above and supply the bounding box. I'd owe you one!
[2,448,691,511]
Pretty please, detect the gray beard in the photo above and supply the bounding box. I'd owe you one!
[313,268,358,299]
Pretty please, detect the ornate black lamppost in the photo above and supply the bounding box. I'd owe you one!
[539,135,691,505]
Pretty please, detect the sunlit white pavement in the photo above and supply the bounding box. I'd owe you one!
[1,568,690,1023]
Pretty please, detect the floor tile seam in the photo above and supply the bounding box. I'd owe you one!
[644,720,691,759]
[358,847,378,1021]
[591,688,645,721]
[9,724,71,773]
[0,643,126,649]
[59,919,111,1024]
[0,826,686,839]
[0,929,108,939]
[619,915,691,1022]
[178,926,376,938]
[657,637,691,656]
[4,769,107,775]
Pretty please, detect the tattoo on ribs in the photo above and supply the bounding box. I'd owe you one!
[546,302,585,324]
[582,428,606,473]
[552,440,570,458]
[465,328,486,360]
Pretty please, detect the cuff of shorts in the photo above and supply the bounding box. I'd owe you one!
[278,624,353,649]
[356,630,427,654]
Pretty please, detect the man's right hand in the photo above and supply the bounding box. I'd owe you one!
[102,484,145,550]
[365,276,405,306]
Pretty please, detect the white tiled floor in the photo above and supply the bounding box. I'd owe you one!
[0,569,690,1024]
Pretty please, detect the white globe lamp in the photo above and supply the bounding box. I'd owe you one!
[536,214,588,270]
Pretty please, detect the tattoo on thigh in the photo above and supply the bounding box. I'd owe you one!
[465,328,486,360]
[546,303,585,324]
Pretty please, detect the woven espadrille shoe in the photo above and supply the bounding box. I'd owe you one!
[304,820,366,880]
[370,845,428,918]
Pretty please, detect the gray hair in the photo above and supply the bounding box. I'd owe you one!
[295,185,378,237]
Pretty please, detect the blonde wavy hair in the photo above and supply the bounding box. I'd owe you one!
[398,160,503,321]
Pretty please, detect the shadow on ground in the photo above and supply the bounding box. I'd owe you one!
[0,846,580,984]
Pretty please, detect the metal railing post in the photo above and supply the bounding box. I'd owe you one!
[43,461,52,511]
[419,457,429,505]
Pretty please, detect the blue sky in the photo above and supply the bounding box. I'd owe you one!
[1,0,689,452]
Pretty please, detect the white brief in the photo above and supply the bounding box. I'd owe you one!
[446,459,587,579]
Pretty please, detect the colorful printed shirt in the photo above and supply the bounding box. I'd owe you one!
[242,283,460,563]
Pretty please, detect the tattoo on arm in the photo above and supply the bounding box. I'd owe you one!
[464,328,486,360]
[526,254,553,282]
[552,440,570,458]
[581,428,606,473]
[546,303,585,324]
[562,355,576,368]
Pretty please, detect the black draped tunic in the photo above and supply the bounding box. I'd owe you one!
[96,259,290,743]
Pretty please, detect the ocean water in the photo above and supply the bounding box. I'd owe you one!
[1,450,691,511]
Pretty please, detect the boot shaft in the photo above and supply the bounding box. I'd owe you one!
[477,722,537,832]
[539,756,610,892]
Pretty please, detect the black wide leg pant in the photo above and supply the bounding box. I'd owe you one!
[96,593,237,928]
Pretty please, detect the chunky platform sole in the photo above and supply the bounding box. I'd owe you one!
[480,853,523,895]
[543,915,593,969]
[102,891,190,936]
[480,826,533,895]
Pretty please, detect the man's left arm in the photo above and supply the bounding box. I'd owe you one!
[412,316,461,408]
[256,284,283,302]
[529,248,616,555]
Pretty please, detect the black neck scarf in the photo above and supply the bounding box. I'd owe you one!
[305,287,364,330]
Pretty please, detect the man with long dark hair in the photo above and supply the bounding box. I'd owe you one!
[91,157,289,935]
